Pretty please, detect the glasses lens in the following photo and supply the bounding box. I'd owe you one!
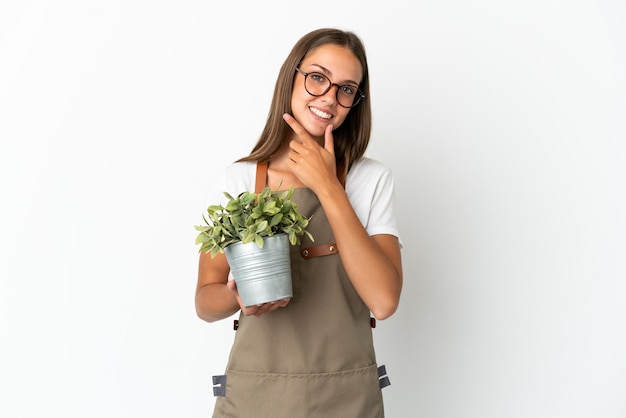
[337,86,360,108]
[304,72,331,96]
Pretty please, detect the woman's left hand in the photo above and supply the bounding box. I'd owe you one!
[227,279,290,317]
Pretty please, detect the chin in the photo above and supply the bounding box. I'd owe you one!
[301,121,327,138]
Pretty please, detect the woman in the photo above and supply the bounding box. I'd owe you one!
[196,27,403,417]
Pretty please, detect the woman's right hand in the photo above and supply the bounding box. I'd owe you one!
[227,280,291,317]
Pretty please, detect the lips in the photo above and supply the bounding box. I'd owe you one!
[309,106,332,120]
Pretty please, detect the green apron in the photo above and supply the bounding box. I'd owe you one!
[212,163,389,418]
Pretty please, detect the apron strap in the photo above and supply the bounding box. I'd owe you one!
[255,161,269,193]
[300,244,338,259]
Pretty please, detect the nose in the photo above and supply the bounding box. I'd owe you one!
[320,83,340,105]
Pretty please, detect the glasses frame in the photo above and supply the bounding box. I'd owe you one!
[295,67,365,108]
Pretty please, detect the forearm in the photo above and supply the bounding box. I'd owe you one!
[195,283,240,323]
[317,183,403,320]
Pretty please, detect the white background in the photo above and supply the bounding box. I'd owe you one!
[1,1,625,417]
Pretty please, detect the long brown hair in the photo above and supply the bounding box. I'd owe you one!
[237,28,372,177]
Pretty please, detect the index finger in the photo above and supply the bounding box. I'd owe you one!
[283,113,314,145]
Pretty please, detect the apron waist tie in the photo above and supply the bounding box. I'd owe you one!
[212,374,227,396]
[378,365,391,389]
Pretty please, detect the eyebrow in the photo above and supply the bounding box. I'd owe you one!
[309,64,360,87]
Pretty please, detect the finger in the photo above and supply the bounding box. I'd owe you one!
[283,113,314,145]
[289,137,306,154]
[228,280,256,314]
[242,305,259,316]
[276,298,291,308]
[253,302,273,317]
[282,113,300,132]
[324,124,335,155]
[227,280,243,301]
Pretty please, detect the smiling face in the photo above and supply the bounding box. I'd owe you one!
[291,44,363,143]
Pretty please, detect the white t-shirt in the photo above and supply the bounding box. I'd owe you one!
[202,157,401,243]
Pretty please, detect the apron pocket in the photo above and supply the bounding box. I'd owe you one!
[214,365,384,418]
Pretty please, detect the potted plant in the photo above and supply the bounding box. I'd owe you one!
[195,185,313,306]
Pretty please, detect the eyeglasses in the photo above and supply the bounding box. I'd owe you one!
[295,68,365,108]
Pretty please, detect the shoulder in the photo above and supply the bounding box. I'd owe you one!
[222,161,257,179]
[346,157,394,188]
[221,161,257,194]
[204,161,257,206]
[349,156,392,176]
[344,157,400,240]
[344,157,395,213]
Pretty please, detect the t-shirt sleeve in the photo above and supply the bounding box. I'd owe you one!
[367,166,400,239]
[346,158,402,246]
[200,162,256,215]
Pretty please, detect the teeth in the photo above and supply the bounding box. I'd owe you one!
[310,107,331,119]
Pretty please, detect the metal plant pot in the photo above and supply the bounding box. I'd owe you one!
[224,233,293,307]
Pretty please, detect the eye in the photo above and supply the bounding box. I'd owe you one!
[309,73,328,84]
[340,85,357,96]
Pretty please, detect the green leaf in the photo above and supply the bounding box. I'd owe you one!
[255,220,269,234]
[240,191,256,206]
[225,200,240,211]
[269,213,283,227]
